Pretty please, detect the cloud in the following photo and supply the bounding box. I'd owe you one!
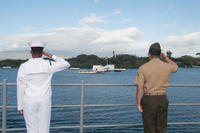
[121,18,134,23]
[1,26,146,57]
[160,32,200,57]
[11,43,20,48]
[92,27,143,44]
[94,0,99,4]
[0,51,31,60]
[163,22,176,28]
[21,26,33,31]
[2,27,200,58]
[79,14,105,26]
[165,6,174,14]
[113,9,122,15]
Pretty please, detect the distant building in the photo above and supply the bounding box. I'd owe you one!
[104,64,115,72]
[113,50,116,58]
[92,65,105,73]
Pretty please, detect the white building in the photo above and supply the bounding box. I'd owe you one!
[104,65,115,72]
[92,65,105,73]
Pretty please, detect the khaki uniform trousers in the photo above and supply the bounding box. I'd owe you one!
[141,95,169,133]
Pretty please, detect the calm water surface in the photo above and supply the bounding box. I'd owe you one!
[0,68,200,133]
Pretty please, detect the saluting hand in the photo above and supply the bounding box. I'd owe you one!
[160,52,177,65]
[160,53,167,59]
[43,51,53,58]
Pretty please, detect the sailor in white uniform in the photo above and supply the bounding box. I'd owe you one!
[17,41,70,133]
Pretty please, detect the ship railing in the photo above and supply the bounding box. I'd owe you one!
[0,79,200,133]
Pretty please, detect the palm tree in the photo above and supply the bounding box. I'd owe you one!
[166,50,172,58]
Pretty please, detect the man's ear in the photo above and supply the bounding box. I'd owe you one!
[148,53,152,59]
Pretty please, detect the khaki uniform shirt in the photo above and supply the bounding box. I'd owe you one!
[135,58,178,95]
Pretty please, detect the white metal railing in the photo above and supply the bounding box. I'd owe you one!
[1,79,200,133]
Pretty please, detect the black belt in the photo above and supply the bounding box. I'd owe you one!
[144,92,166,96]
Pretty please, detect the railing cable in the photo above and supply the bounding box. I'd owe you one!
[1,81,200,132]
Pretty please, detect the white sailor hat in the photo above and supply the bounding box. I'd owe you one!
[28,41,46,48]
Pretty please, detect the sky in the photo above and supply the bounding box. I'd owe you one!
[0,0,200,59]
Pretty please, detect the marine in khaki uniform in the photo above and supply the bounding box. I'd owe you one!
[135,42,178,133]
[17,41,70,133]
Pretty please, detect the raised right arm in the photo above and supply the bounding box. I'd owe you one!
[43,51,70,73]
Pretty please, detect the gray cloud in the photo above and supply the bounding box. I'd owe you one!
[160,32,200,57]
[113,9,122,15]
[21,26,33,31]
[1,26,146,58]
[79,14,105,26]
[1,30,200,58]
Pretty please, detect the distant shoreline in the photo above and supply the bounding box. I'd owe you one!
[0,54,200,68]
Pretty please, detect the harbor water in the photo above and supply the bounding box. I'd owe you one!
[0,68,200,133]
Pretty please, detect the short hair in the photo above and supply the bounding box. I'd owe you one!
[31,47,44,55]
[148,42,161,56]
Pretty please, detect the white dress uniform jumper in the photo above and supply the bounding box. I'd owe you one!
[17,41,70,133]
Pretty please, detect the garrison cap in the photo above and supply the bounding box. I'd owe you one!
[28,41,46,48]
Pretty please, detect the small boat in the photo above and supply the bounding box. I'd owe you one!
[114,69,122,72]
[78,70,97,74]
[192,65,200,68]
[2,66,12,69]
[78,69,105,74]
[114,68,126,72]
[70,68,80,70]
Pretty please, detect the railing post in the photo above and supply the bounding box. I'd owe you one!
[2,79,7,133]
[80,80,85,133]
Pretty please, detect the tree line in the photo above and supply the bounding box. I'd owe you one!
[0,54,200,68]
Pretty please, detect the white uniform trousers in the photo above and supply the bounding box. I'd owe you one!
[23,98,51,133]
